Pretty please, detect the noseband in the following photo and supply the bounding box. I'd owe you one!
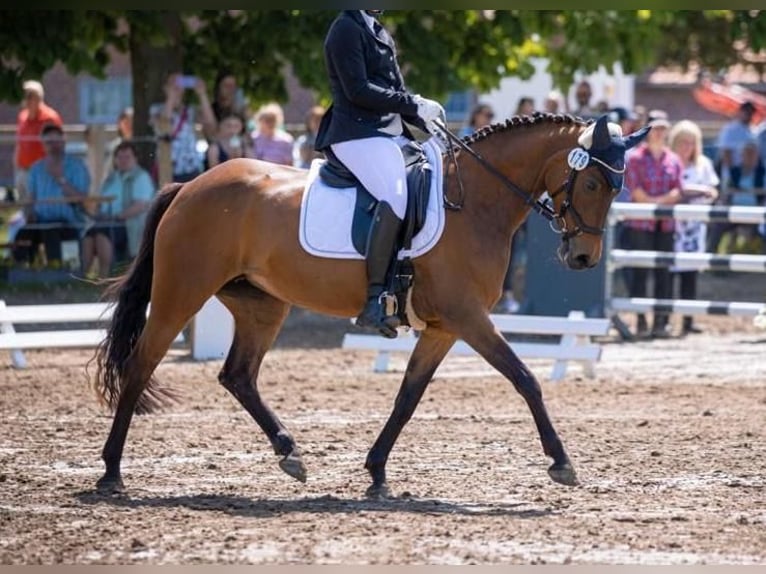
[433,122,621,242]
[547,151,623,240]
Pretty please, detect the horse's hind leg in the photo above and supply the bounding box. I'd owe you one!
[365,328,456,498]
[457,314,578,486]
[97,308,195,493]
[217,290,306,482]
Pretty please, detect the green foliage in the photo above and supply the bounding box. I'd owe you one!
[0,11,125,103]
[1,10,765,108]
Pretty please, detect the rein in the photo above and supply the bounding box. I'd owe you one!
[434,122,558,223]
[432,120,614,239]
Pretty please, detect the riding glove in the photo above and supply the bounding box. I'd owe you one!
[414,95,446,123]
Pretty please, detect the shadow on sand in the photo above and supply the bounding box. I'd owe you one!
[74,490,553,519]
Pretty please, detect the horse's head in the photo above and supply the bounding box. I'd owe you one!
[548,114,649,269]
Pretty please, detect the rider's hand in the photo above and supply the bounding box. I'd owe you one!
[414,95,445,123]
[425,120,449,153]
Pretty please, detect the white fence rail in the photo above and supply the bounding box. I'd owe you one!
[343,311,610,381]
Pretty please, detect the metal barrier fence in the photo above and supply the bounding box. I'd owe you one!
[605,202,766,337]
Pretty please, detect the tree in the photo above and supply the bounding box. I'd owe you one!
[2,10,765,126]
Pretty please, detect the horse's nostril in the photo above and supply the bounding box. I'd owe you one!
[575,254,591,267]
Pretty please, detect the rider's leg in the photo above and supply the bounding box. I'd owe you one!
[331,136,408,338]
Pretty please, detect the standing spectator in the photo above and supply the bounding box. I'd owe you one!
[459,103,495,138]
[151,72,217,182]
[250,102,294,166]
[211,70,248,127]
[13,124,90,266]
[204,113,247,170]
[716,101,757,183]
[668,120,720,335]
[294,105,326,169]
[82,141,154,277]
[624,110,684,338]
[572,80,597,119]
[14,80,63,202]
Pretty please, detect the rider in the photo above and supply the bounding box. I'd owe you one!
[314,10,445,338]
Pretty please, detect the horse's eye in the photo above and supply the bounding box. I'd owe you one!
[585,179,598,192]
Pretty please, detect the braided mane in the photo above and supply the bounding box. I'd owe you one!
[462,112,591,145]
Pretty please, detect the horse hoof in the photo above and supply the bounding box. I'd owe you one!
[365,482,393,499]
[278,451,307,483]
[548,462,579,486]
[96,474,124,494]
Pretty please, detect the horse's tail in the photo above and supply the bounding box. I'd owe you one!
[91,182,184,415]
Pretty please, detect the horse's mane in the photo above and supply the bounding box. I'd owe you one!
[462,112,591,145]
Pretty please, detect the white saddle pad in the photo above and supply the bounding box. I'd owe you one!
[299,138,446,260]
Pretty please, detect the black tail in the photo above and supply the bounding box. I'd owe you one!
[91,182,184,415]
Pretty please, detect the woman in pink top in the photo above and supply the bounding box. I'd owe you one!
[250,102,294,166]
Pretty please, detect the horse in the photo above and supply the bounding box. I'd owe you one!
[91,112,648,497]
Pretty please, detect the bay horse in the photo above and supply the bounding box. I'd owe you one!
[92,113,648,497]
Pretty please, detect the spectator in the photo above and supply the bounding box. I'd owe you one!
[573,80,597,119]
[150,72,217,183]
[608,106,639,135]
[716,101,757,183]
[515,96,535,116]
[250,102,294,166]
[211,70,248,128]
[668,120,720,335]
[14,80,63,202]
[624,110,684,338]
[13,123,90,267]
[459,103,495,138]
[543,90,562,114]
[712,140,766,255]
[104,106,134,175]
[204,113,247,170]
[294,105,326,169]
[82,141,154,277]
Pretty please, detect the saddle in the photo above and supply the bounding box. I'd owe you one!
[319,140,432,254]
[318,139,433,327]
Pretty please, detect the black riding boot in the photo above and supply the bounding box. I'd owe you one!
[356,201,403,339]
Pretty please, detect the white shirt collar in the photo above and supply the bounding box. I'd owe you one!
[360,10,377,32]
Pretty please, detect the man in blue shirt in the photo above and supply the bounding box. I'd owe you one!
[13,123,91,266]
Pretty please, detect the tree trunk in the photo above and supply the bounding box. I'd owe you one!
[128,11,183,175]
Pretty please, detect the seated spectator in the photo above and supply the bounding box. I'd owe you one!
[543,90,562,114]
[13,124,90,267]
[715,100,757,184]
[713,140,765,254]
[294,105,326,169]
[104,106,134,176]
[459,103,495,138]
[250,102,294,166]
[514,96,535,116]
[82,141,154,277]
[608,106,639,135]
[204,113,247,170]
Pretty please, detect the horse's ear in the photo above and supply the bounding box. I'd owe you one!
[623,126,651,150]
[591,115,612,150]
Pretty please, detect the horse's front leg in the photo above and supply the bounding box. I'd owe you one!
[457,314,578,486]
[365,328,456,498]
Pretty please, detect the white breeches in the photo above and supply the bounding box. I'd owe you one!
[331,135,409,219]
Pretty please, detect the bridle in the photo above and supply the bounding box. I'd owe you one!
[432,120,622,241]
